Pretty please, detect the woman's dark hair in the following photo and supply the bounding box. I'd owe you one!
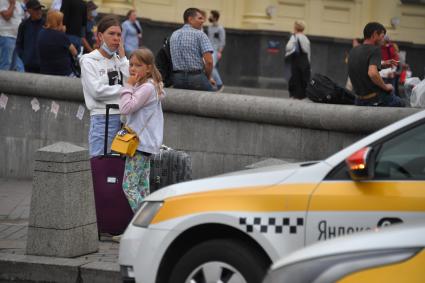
[210,10,220,21]
[363,22,386,39]
[97,15,121,33]
[183,7,201,23]
[126,9,135,19]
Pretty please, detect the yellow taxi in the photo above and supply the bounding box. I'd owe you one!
[119,109,425,283]
[263,223,425,283]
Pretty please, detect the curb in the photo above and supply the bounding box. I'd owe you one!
[0,253,120,283]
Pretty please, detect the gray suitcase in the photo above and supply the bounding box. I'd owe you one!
[149,147,192,193]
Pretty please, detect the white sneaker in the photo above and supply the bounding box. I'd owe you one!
[111,234,122,243]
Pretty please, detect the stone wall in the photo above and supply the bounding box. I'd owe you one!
[0,71,419,179]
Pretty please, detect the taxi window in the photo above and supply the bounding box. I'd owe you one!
[326,121,425,181]
[374,122,425,180]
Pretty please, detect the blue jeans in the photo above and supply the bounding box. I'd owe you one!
[11,48,25,72]
[0,36,15,70]
[89,114,121,157]
[212,51,223,89]
[172,72,216,91]
[355,91,405,107]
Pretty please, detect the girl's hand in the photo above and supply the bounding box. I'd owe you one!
[127,73,139,86]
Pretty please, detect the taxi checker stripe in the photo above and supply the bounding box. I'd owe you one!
[239,217,304,234]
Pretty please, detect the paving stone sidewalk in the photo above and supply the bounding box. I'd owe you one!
[0,178,121,283]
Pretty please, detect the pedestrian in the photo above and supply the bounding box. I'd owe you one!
[81,0,98,53]
[15,0,44,73]
[348,22,404,107]
[285,20,311,99]
[170,7,215,91]
[121,9,142,58]
[381,34,400,96]
[80,15,129,157]
[0,0,25,71]
[119,47,165,214]
[37,10,78,76]
[60,0,86,53]
[207,10,225,91]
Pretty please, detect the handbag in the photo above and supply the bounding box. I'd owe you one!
[111,125,139,157]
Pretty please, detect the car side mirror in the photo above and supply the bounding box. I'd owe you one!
[345,147,375,181]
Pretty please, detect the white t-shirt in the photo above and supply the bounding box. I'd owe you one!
[50,0,62,11]
[0,0,25,38]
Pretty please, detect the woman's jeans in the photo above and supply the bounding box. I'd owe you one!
[89,114,121,157]
[0,36,15,70]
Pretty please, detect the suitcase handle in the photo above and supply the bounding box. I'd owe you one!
[105,104,119,156]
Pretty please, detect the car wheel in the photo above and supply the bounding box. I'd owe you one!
[168,238,268,283]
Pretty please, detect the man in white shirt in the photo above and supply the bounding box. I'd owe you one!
[0,0,25,70]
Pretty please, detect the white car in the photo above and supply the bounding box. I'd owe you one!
[119,109,425,283]
[263,223,425,283]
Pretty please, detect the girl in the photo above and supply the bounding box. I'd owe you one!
[119,47,165,213]
[80,15,129,157]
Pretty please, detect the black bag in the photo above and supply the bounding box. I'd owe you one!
[306,73,355,104]
[70,55,81,77]
[155,37,173,87]
[149,146,192,193]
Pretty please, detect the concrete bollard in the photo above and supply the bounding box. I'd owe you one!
[26,142,98,257]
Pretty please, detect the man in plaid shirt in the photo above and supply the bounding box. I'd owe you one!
[170,7,216,91]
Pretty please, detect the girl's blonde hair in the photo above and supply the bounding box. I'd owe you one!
[44,10,64,30]
[130,47,164,95]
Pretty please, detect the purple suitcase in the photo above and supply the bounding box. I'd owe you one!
[90,104,134,236]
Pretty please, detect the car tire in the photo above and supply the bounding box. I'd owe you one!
[168,238,268,283]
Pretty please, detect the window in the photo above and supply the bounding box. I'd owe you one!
[374,122,425,180]
[401,0,425,5]
[326,120,425,181]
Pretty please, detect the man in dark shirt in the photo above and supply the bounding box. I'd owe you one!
[348,22,403,107]
[15,0,44,73]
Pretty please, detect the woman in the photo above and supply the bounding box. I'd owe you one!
[122,9,142,58]
[37,10,77,76]
[285,20,311,99]
[119,47,165,213]
[80,15,129,157]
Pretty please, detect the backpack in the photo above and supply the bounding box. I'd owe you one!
[306,73,355,104]
[155,37,173,87]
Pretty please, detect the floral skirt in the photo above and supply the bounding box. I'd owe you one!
[122,152,151,212]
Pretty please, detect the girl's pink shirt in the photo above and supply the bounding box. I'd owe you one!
[119,82,155,115]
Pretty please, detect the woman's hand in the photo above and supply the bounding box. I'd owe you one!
[118,40,125,58]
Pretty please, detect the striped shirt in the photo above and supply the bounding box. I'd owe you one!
[170,24,213,71]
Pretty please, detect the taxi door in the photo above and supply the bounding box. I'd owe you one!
[305,121,425,245]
